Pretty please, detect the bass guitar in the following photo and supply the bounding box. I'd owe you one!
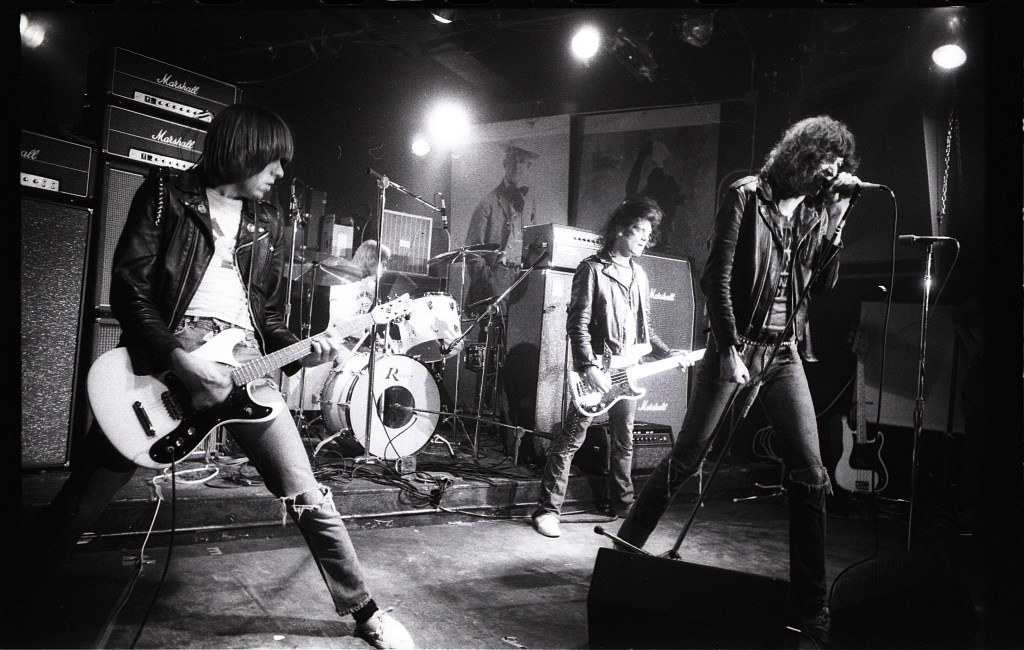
[88,295,412,469]
[833,326,888,493]
[569,345,705,418]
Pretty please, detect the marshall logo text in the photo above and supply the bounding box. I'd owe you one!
[156,74,200,96]
[152,130,197,151]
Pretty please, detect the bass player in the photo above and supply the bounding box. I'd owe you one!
[531,196,693,538]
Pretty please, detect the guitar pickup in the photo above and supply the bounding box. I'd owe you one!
[132,401,157,437]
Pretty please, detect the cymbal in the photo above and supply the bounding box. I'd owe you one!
[427,243,503,266]
[290,252,363,284]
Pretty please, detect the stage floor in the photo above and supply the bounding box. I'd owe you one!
[15,426,1000,648]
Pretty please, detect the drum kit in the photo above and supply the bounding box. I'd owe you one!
[283,240,526,464]
[281,170,542,466]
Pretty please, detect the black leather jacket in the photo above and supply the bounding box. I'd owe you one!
[701,175,843,358]
[567,251,672,371]
[110,167,298,375]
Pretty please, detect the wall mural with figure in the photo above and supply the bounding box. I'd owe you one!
[572,103,720,263]
[449,115,571,312]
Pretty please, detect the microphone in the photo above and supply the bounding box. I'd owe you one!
[366,168,383,181]
[830,177,885,192]
[898,234,958,246]
[289,178,298,218]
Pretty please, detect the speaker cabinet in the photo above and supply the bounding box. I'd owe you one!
[93,160,147,309]
[504,268,573,446]
[588,547,790,648]
[634,253,696,431]
[830,549,978,648]
[21,197,92,468]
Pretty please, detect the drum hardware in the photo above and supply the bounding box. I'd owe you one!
[438,249,548,459]
[362,167,447,467]
[390,404,539,466]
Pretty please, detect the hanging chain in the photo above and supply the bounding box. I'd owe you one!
[937,110,958,229]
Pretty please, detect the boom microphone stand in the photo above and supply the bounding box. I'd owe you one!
[440,249,549,458]
[359,168,445,466]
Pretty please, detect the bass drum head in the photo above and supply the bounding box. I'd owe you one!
[321,353,440,460]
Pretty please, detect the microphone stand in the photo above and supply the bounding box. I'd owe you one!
[360,168,446,467]
[906,240,936,550]
[439,250,549,458]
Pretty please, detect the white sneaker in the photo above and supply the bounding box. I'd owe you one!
[533,512,561,538]
[355,609,415,649]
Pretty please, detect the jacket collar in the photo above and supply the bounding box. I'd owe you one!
[174,168,273,223]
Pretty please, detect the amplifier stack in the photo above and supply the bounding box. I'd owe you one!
[19,47,240,469]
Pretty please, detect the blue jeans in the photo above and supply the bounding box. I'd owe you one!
[42,317,372,616]
[536,397,637,517]
[617,336,831,620]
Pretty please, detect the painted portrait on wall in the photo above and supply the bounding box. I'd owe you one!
[450,115,571,263]
[573,104,721,268]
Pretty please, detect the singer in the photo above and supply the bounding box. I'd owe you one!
[532,196,677,538]
[617,115,866,648]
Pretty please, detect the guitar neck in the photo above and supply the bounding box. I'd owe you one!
[231,313,373,385]
[621,350,704,382]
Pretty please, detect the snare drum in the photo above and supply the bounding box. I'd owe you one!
[396,292,463,363]
[319,353,440,460]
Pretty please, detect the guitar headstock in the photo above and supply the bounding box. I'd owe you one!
[370,293,413,324]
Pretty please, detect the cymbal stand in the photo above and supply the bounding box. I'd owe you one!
[444,249,474,445]
[440,251,548,458]
[283,178,308,408]
[359,168,446,467]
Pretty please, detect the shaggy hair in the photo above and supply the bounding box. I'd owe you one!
[600,196,664,252]
[760,115,859,208]
[199,104,294,187]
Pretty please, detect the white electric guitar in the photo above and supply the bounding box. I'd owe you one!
[569,344,705,417]
[88,295,412,469]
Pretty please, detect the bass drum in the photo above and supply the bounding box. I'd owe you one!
[320,353,440,460]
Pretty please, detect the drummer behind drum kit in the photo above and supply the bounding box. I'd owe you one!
[282,242,516,463]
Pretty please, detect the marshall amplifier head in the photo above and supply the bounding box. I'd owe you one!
[102,105,205,170]
[20,131,96,201]
[89,47,239,125]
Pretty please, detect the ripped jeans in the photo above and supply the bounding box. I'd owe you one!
[617,335,831,620]
[43,317,372,615]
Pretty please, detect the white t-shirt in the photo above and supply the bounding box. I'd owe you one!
[184,189,254,329]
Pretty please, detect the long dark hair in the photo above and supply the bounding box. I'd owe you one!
[198,104,294,186]
[760,115,859,207]
[600,196,663,252]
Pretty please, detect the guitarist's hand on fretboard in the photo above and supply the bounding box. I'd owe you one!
[300,327,347,368]
[168,347,234,409]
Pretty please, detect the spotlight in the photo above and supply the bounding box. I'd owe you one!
[571,26,601,60]
[426,102,471,149]
[677,12,715,48]
[931,13,967,70]
[411,136,431,157]
[20,14,45,48]
[932,44,966,70]
[432,9,456,25]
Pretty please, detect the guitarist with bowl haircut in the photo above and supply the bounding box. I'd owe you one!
[33,104,414,649]
[532,196,689,538]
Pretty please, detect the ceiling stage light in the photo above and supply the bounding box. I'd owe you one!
[932,44,966,69]
[427,103,471,149]
[571,26,601,60]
